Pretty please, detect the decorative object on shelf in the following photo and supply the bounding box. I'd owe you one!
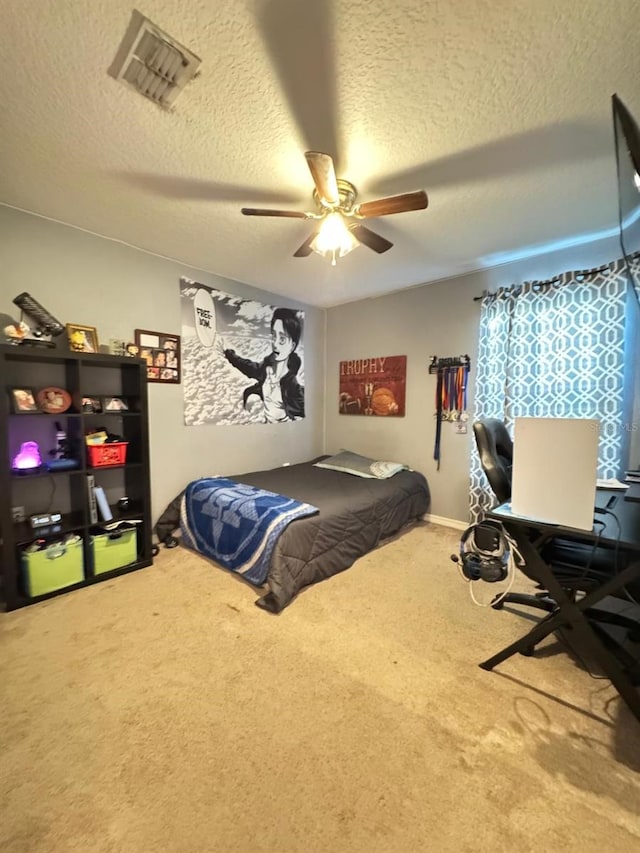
[12,440,42,473]
[134,329,181,383]
[108,338,128,356]
[45,421,79,471]
[66,323,99,353]
[429,354,471,470]
[82,397,103,413]
[29,511,63,531]
[2,314,30,344]
[9,293,65,348]
[47,458,80,471]
[94,486,113,521]
[125,343,140,357]
[339,356,407,417]
[10,387,39,413]
[87,442,128,468]
[36,386,72,414]
[103,396,129,412]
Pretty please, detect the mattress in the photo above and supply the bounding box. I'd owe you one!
[213,456,430,612]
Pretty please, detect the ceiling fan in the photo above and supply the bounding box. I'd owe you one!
[241,151,428,264]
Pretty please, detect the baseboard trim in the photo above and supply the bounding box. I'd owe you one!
[424,513,468,531]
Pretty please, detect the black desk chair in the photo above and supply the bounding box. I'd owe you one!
[473,418,513,505]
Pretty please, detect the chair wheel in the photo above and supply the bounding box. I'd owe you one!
[151,544,160,558]
[519,646,534,657]
[491,598,505,610]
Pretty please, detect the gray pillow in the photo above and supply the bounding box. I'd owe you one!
[314,450,408,479]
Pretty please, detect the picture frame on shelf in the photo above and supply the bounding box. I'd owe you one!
[82,396,103,414]
[102,396,129,412]
[67,323,99,353]
[108,338,128,357]
[36,386,72,414]
[134,329,181,384]
[10,387,39,413]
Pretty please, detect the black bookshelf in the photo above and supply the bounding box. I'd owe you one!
[0,344,153,610]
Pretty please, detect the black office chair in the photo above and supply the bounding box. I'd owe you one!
[473,418,513,505]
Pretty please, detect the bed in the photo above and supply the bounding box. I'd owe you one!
[156,456,430,613]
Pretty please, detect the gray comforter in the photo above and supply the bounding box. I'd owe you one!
[236,457,430,612]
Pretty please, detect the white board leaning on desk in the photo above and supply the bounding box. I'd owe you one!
[511,417,599,532]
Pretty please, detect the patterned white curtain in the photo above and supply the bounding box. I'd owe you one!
[469,259,634,522]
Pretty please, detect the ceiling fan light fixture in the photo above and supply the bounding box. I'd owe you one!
[310,212,359,265]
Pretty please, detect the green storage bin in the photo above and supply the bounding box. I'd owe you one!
[21,538,85,598]
[92,528,138,575]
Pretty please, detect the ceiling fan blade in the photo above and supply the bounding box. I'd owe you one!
[256,0,339,162]
[293,233,316,257]
[241,208,308,218]
[357,191,429,219]
[305,151,339,205]
[350,224,393,254]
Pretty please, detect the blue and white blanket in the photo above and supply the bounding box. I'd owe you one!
[180,478,319,586]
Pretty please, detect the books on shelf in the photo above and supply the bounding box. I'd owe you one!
[87,474,98,524]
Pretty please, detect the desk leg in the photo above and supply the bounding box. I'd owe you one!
[481,531,640,721]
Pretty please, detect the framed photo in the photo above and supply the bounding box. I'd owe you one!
[67,324,99,353]
[339,356,407,417]
[102,396,129,412]
[82,396,103,414]
[108,338,128,357]
[134,329,181,384]
[10,387,39,413]
[36,386,72,414]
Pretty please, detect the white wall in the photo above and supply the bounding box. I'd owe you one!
[3,204,630,526]
[0,206,325,521]
[325,235,623,523]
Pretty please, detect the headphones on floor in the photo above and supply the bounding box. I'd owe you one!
[451,520,510,583]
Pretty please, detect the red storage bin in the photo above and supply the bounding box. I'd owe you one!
[87,442,128,467]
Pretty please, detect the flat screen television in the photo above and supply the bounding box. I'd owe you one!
[613,93,640,305]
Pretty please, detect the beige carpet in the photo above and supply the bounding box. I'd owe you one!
[1,522,639,853]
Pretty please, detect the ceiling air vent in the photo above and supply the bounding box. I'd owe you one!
[108,9,201,108]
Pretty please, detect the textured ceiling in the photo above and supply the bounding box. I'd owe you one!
[0,0,639,307]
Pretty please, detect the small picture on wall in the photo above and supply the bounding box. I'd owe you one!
[339,355,407,417]
[134,329,181,384]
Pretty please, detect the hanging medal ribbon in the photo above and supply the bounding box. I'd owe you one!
[434,368,444,469]
[430,355,472,468]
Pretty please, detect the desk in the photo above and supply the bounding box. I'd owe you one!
[485,490,640,721]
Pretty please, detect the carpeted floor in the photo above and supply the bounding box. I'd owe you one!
[1,522,639,852]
